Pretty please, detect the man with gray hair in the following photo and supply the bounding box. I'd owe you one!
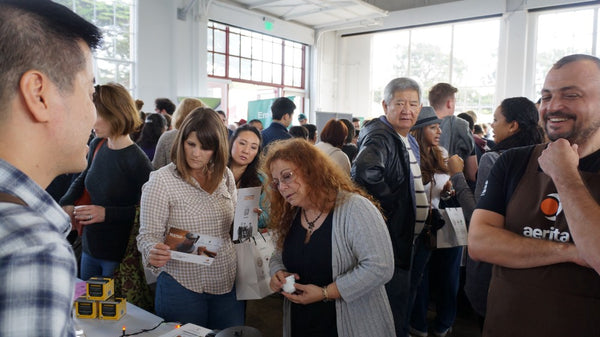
[352,77,428,336]
[0,1,101,335]
[469,54,600,336]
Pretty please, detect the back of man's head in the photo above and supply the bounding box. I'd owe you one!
[428,83,457,111]
[0,0,102,116]
[271,97,296,120]
[155,98,176,115]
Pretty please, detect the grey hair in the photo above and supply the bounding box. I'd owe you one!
[383,78,421,105]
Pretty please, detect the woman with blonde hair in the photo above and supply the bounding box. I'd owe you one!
[153,97,206,168]
[138,107,244,329]
[61,83,153,280]
[265,138,395,337]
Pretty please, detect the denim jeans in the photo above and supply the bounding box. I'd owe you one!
[80,252,120,280]
[410,246,463,334]
[386,232,432,337]
[155,272,244,330]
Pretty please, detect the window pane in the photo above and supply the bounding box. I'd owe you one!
[262,62,273,83]
[229,33,240,56]
[293,47,303,68]
[372,30,410,104]
[214,29,226,53]
[273,42,283,64]
[229,56,240,78]
[293,67,302,87]
[263,41,273,62]
[252,37,263,59]
[115,34,130,60]
[207,28,214,51]
[272,64,282,84]
[94,2,113,28]
[214,53,226,77]
[117,63,132,88]
[409,25,452,91]
[241,35,252,58]
[241,58,251,80]
[115,3,131,29]
[284,44,294,66]
[535,9,594,95]
[97,58,116,83]
[284,66,294,86]
[207,53,214,75]
[252,60,262,82]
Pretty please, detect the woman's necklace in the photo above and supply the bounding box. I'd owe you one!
[303,208,323,244]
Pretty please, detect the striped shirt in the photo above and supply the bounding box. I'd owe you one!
[400,136,428,236]
[138,163,237,294]
[0,159,76,337]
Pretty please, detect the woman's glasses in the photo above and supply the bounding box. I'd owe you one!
[271,170,296,190]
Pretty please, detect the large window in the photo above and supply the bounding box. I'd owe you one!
[533,5,599,97]
[207,21,306,89]
[371,18,500,121]
[54,0,136,91]
[207,21,307,125]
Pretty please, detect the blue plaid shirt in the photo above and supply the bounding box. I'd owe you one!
[0,159,76,336]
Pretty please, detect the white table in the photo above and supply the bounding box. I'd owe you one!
[74,302,178,337]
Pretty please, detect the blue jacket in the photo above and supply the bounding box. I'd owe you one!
[351,116,419,270]
[261,121,291,148]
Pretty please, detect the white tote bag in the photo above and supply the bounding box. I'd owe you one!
[234,231,275,300]
[436,207,468,248]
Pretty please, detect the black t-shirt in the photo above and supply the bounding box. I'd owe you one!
[477,145,600,215]
[282,211,337,337]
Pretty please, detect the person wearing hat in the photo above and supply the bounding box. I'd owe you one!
[408,106,465,337]
[297,113,308,125]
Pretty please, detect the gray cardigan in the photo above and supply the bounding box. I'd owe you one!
[270,191,396,337]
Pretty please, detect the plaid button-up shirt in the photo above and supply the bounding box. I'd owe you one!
[0,159,76,337]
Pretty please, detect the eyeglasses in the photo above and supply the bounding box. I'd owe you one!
[271,170,296,190]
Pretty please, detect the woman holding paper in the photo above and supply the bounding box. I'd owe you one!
[264,138,395,337]
[227,124,268,230]
[137,107,244,330]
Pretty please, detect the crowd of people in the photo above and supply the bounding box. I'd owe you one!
[2,1,600,337]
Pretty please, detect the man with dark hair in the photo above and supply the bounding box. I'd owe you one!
[0,1,101,335]
[429,83,478,185]
[216,110,233,137]
[304,123,318,144]
[469,54,600,336]
[261,97,296,148]
[155,97,176,116]
[248,119,263,131]
[352,77,427,337]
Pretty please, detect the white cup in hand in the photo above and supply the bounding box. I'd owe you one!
[282,275,296,293]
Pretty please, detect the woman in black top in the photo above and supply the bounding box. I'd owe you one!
[61,83,152,280]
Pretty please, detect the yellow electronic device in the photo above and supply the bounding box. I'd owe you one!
[98,297,126,320]
[74,296,97,319]
[86,277,114,301]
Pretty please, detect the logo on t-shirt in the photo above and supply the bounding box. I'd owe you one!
[540,193,562,221]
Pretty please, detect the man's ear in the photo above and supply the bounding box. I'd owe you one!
[20,70,52,123]
[381,100,388,113]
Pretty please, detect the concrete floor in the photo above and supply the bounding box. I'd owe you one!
[244,292,481,337]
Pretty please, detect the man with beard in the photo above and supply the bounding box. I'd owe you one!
[468,54,600,337]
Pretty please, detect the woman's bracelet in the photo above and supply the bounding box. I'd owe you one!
[322,285,330,302]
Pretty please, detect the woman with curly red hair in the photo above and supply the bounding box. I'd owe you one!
[264,138,395,337]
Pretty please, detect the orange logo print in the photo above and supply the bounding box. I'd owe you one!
[540,193,562,221]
